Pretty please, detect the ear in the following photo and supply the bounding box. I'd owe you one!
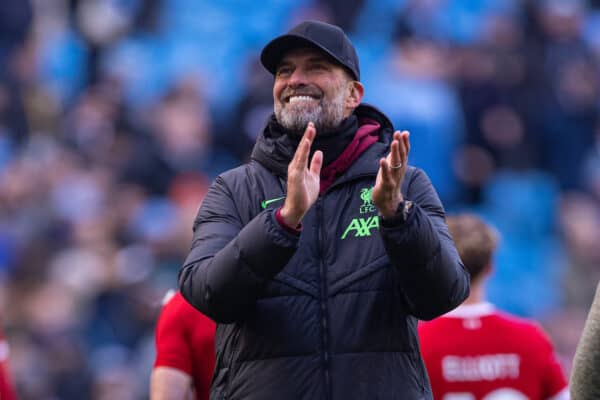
[482,262,494,278]
[346,80,364,109]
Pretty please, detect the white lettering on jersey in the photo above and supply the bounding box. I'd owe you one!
[483,388,529,400]
[443,393,475,400]
[442,354,520,382]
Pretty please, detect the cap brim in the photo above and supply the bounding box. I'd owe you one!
[260,34,346,77]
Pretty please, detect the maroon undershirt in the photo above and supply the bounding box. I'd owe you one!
[276,118,381,234]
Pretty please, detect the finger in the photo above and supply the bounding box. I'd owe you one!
[388,137,401,171]
[391,130,409,171]
[401,131,410,156]
[310,150,323,175]
[400,131,410,163]
[293,122,315,168]
[395,134,406,168]
[379,157,392,184]
[304,121,316,143]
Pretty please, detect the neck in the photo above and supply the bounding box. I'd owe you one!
[304,115,358,166]
[463,282,485,305]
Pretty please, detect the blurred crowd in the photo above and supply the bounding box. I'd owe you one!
[1,0,600,398]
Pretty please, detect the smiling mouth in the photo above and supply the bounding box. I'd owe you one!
[287,95,320,104]
[282,87,322,103]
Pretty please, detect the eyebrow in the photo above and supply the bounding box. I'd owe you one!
[278,55,333,68]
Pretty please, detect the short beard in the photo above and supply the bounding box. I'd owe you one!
[274,84,347,137]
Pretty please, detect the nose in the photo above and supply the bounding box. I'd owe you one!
[287,68,308,87]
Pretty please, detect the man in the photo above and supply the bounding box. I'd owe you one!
[151,290,216,400]
[179,20,469,399]
[419,214,569,400]
[570,280,600,399]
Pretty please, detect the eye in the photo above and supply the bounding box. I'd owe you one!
[309,62,327,71]
[276,66,292,77]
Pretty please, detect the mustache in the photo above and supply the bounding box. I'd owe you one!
[280,85,323,101]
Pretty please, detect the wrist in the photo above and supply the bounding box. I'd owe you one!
[380,200,413,224]
[378,205,398,220]
[279,206,303,228]
[378,195,404,220]
[275,208,302,234]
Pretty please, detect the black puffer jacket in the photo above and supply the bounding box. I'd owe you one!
[179,104,469,400]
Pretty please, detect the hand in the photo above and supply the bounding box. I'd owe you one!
[372,130,410,219]
[280,122,323,227]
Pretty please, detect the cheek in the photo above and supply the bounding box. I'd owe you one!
[273,82,285,102]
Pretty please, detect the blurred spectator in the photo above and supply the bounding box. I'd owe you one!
[527,0,599,191]
[70,0,163,86]
[223,57,274,162]
[453,12,537,202]
[558,192,600,308]
[582,123,600,200]
[0,0,33,146]
[366,21,465,205]
[315,0,366,32]
[62,77,131,166]
[119,78,237,195]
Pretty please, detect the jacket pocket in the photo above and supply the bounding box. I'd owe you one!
[328,255,389,296]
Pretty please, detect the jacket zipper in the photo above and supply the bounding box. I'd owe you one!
[316,198,332,399]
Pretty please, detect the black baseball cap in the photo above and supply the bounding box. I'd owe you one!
[260,20,360,81]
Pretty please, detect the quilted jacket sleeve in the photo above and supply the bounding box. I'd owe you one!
[178,174,299,323]
[379,167,470,320]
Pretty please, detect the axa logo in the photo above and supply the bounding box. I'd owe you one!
[341,187,379,239]
[341,216,379,239]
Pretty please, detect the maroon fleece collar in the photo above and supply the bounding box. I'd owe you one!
[319,118,380,194]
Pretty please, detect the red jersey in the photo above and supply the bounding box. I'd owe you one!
[154,291,216,400]
[418,302,569,400]
[0,328,17,400]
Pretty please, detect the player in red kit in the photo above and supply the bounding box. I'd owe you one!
[418,214,569,400]
[151,290,216,400]
[0,327,17,400]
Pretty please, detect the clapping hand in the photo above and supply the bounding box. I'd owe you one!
[280,122,323,227]
[372,130,410,219]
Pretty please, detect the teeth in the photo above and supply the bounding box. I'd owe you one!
[289,95,316,103]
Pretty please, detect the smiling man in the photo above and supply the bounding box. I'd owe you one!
[179,20,469,400]
[272,47,359,136]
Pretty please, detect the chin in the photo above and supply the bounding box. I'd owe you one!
[285,101,319,114]
[281,109,321,127]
